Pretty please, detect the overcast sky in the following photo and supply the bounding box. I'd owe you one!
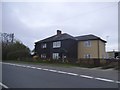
[2,1,118,51]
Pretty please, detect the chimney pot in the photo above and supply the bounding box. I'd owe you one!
[57,30,62,35]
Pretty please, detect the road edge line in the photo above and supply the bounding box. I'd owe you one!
[0,82,8,88]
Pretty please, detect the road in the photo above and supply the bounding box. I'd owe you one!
[1,62,120,88]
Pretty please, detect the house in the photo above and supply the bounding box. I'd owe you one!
[35,30,77,61]
[35,30,106,61]
[75,34,106,59]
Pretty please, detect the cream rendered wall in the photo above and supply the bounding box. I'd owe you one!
[77,40,106,59]
[99,40,106,58]
[78,40,98,59]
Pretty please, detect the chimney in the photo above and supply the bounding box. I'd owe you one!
[57,30,62,35]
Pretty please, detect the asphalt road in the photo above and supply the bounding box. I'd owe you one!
[1,62,120,88]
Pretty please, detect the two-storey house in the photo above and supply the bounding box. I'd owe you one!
[35,30,106,61]
[35,30,77,60]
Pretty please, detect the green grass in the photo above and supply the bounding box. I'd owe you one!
[3,59,77,68]
[3,59,119,70]
[3,59,97,68]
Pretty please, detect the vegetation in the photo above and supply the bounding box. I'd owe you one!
[2,41,30,60]
[1,33,119,70]
[1,33,31,60]
[4,57,120,70]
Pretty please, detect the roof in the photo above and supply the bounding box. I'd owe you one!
[75,34,106,43]
[35,34,106,44]
[36,33,75,43]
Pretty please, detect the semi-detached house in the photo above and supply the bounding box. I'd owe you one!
[35,30,106,61]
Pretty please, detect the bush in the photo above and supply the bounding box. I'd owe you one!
[7,50,30,60]
[2,41,30,60]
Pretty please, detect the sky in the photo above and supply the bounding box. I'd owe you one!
[1,1,118,51]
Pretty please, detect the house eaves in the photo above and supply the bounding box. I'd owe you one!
[75,34,106,43]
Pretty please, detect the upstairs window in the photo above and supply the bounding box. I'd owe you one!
[53,41,61,48]
[41,43,47,48]
[84,41,91,47]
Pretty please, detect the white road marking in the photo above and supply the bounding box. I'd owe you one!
[42,68,49,71]
[80,75,93,79]
[11,64,16,66]
[2,62,120,84]
[57,71,68,74]
[95,77,114,83]
[0,82,8,88]
[30,67,37,69]
[18,65,26,67]
[36,67,42,70]
[115,81,120,84]
[26,66,31,68]
[4,63,12,65]
[67,72,78,76]
[48,69,57,72]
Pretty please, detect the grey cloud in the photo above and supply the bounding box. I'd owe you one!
[2,2,118,51]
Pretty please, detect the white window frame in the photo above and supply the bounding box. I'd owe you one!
[52,53,59,59]
[84,41,91,47]
[84,54,91,58]
[53,41,61,48]
[41,54,46,58]
[41,43,47,48]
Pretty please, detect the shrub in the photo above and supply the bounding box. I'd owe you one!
[2,41,30,60]
[33,55,40,60]
[7,50,30,60]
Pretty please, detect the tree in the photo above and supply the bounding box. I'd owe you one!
[1,33,30,60]
[2,41,30,60]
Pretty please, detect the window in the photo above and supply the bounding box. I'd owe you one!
[41,54,46,58]
[52,53,59,59]
[84,41,91,47]
[53,41,61,48]
[84,54,91,58]
[41,43,47,48]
